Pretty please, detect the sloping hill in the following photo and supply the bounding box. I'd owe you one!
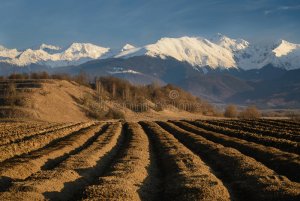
[0,80,93,122]
[0,78,213,122]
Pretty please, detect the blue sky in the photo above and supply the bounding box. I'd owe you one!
[0,0,299,49]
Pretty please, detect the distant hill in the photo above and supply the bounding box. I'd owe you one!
[0,76,213,122]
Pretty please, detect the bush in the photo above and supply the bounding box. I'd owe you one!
[224,104,238,118]
[239,106,261,119]
[105,108,125,119]
[30,72,50,79]
[288,112,300,121]
[8,73,29,80]
[4,82,17,106]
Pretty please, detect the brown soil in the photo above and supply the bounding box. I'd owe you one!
[0,119,299,201]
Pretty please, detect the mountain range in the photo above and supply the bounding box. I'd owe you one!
[1,34,300,108]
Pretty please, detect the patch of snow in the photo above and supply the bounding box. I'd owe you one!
[108,67,141,74]
[273,40,300,57]
[121,44,136,52]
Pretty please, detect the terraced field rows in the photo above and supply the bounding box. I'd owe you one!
[0,119,299,201]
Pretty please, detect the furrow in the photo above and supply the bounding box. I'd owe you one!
[158,121,300,201]
[172,120,300,182]
[140,121,231,201]
[0,123,105,183]
[0,122,123,201]
[190,120,300,154]
[206,120,300,142]
[0,122,77,146]
[0,122,94,162]
[82,122,160,201]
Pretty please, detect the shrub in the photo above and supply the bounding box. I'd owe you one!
[8,73,29,80]
[105,108,125,119]
[4,82,17,106]
[288,112,300,121]
[239,106,261,119]
[30,72,50,79]
[224,104,238,118]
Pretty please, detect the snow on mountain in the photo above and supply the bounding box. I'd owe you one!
[0,45,20,59]
[234,40,300,70]
[14,49,53,66]
[211,33,249,52]
[121,44,135,52]
[272,40,300,57]
[1,35,300,70]
[116,36,237,69]
[146,37,237,69]
[270,40,300,70]
[114,45,143,58]
[233,43,273,70]
[108,67,141,74]
[0,43,110,67]
[60,43,109,61]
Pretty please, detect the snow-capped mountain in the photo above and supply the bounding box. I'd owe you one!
[270,40,300,70]
[0,45,20,59]
[115,36,300,70]
[211,33,249,52]
[273,40,299,57]
[115,37,237,69]
[0,35,300,70]
[0,43,110,67]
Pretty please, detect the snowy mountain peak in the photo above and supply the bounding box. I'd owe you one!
[273,40,300,57]
[0,35,300,70]
[143,36,236,69]
[65,43,109,54]
[0,45,20,59]
[61,43,110,61]
[121,44,135,52]
[212,33,249,52]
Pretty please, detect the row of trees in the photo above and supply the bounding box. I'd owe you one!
[93,76,216,114]
[224,104,261,119]
[0,71,89,86]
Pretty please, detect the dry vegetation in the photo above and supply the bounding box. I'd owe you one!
[0,119,299,201]
[0,72,218,121]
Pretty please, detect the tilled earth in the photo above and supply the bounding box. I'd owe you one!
[0,119,299,201]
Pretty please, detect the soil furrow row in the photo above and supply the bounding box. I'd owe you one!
[140,121,231,201]
[0,122,94,162]
[83,122,160,201]
[205,120,300,141]
[172,120,300,182]
[158,121,300,201]
[190,120,300,154]
[0,123,105,184]
[0,122,77,146]
[0,122,123,201]
[0,122,57,137]
[241,120,300,133]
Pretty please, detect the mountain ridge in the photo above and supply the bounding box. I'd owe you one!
[1,34,300,70]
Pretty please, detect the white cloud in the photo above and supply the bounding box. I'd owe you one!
[264,5,300,15]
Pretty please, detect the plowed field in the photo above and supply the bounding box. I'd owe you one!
[0,119,299,201]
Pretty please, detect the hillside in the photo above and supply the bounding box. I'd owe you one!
[0,79,93,122]
[0,77,213,122]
